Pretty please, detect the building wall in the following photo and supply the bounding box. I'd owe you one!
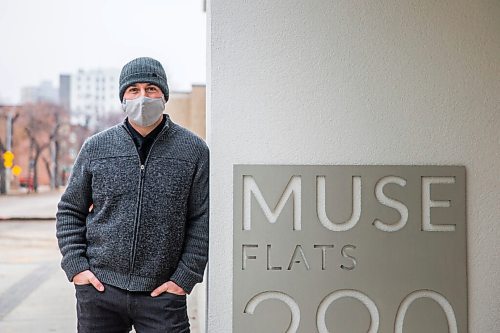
[207,0,499,332]
[190,85,207,139]
[166,86,206,140]
[166,92,191,129]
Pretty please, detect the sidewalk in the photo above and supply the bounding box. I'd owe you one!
[0,191,203,332]
[0,220,76,332]
[0,188,63,220]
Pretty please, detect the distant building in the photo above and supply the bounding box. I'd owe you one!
[69,68,121,127]
[21,81,59,104]
[166,84,206,139]
[59,74,71,111]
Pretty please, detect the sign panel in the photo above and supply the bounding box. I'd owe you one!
[233,165,467,333]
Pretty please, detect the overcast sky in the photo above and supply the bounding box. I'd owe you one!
[0,0,206,104]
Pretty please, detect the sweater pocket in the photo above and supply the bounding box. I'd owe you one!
[91,156,139,200]
[86,155,138,272]
[86,213,135,271]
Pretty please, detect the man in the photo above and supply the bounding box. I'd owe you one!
[56,57,209,333]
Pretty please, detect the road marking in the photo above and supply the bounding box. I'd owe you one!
[0,262,57,320]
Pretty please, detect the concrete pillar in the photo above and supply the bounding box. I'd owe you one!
[207,1,499,331]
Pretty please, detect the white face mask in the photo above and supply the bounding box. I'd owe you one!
[122,96,166,127]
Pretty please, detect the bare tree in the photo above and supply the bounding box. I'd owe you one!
[97,111,125,132]
[23,103,68,192]
[25,128,50,192]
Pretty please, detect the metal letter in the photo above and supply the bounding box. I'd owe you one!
[244,291,300,333]
[395,290,457,333]
[316,176,361,231]
[373,176,409,232]
[243,175,302,231]
[317,289,379,333]
[422,177,456,232]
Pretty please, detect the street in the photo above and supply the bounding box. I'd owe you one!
[0,191,202,333]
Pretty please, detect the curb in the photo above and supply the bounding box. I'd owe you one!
[0,217,56,222]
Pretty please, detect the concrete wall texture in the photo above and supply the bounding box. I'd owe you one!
[207,0,499,332]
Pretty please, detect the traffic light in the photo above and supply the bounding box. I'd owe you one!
[2,151,14,169]
[12,165,22,176]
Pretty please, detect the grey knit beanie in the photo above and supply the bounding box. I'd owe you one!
[119,57,169,102]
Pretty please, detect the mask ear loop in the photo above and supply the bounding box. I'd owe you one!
[164,96,168,113]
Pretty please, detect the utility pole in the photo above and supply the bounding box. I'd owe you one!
[48,109,63,189]
[5,112,13,193]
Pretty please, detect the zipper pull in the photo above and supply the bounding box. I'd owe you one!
[140,164,145,177]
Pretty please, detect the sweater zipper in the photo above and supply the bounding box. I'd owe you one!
[124,123,169,289]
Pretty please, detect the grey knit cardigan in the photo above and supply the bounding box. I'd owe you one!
[56,115,209,293]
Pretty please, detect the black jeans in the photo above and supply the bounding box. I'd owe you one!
[75,283,190,333]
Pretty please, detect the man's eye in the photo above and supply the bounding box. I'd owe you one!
[147,87,158,92]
